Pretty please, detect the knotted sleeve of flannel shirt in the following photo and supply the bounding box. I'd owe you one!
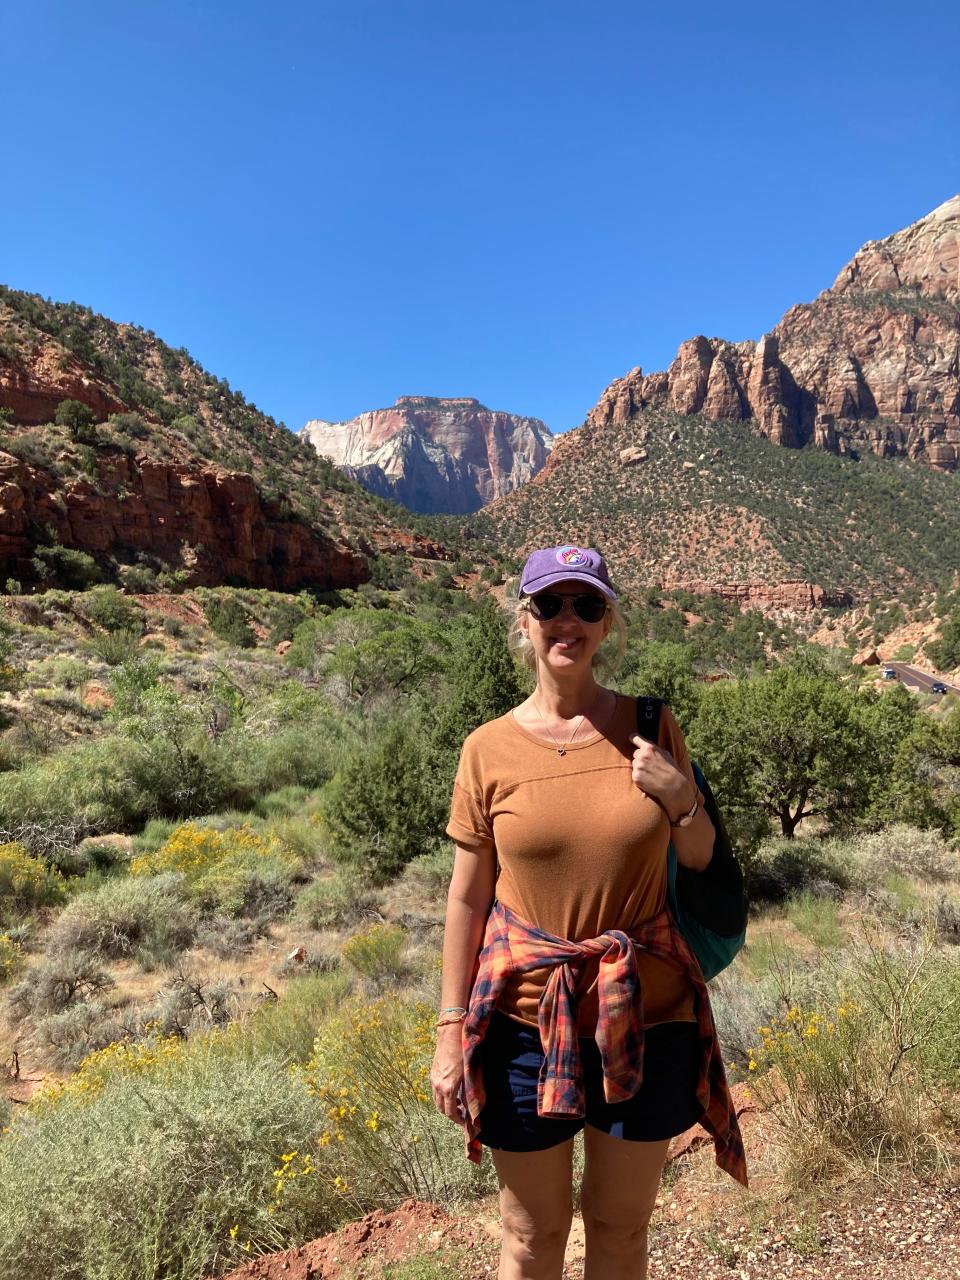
[537,928,644,1116]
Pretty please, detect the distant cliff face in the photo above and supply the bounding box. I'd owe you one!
[299,396,553,513]
[588,195,960,469]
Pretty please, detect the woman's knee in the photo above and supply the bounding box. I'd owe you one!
[500,1195,572,1262]
[580,1184,655,1254]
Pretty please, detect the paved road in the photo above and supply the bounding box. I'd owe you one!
[884,662,960,694]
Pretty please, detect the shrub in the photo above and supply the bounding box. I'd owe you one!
[8,949,114,1018]
[746,836,851,904]
[0,841,64,915]
[0,1043,333,1279]
[298,996,495,1214]
[844,825,960,886]
[47,874,197,963]
[55,398,98,444]
[87,628,141,665]
[785,892,846,948]
[322,720,444,881]
[80,587,145,634]
[0,932,24,985]
[132,824,299,921]
[341,923,411,982]
[31,544,103,589]
[402,846,455,898]
[294,871,376,930]
[747,926,956,1184]
[32,1001,128,1070]
[204,594,256,648]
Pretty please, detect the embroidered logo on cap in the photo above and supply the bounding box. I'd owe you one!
[556,545,589,566]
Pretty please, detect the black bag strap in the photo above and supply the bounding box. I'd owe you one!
[634,696,747,937]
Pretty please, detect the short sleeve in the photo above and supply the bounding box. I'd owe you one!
[445,733,495,853]
[446,781,495,853]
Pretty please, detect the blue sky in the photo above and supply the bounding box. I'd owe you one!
[3,1,958,434]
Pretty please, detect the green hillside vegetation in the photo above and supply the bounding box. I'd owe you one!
[476,409,960,599]
[0,286,446,563]
[1,573,959,1276]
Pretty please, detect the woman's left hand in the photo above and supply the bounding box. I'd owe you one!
[629,735,696,821]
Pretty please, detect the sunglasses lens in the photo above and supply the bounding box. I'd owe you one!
[527,593,608,622]
[574,596,608,623]
[529,593,563,619]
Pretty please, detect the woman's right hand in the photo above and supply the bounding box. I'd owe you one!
[431,1023,466,1123]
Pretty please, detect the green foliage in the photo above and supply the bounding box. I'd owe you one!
[48,874,198,963]
[689,664,900,845]
[322,719,444,881]
[31,544,103,589]
[428,598,524,798]
[927,606,960,671]
[294,871,375,930]
[203,593,256,648]
[0,1045,332,1280]
[619,639,699,727]
[55,398,98,444]
[80,586,145,633]
[341,922,412,982]
[289,608,447,705]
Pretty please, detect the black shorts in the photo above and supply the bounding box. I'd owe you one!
[476,1011,704,1152]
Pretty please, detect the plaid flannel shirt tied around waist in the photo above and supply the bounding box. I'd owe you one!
[461,899,748,1187]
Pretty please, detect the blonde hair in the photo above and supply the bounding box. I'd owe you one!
[507,588,627,677]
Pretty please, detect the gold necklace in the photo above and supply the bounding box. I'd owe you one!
[531,691,605,756]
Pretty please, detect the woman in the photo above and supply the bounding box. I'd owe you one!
[430,544,746,1280]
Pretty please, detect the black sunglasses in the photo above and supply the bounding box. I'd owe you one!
[525,592,610,623]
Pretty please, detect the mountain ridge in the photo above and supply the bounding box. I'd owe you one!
[299,395,552,514]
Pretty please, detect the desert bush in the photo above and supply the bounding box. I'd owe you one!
[0,1041,333,1280]
[746,836,851,904]
[204,594,256,648]
[30,656,90,692]
[297,996,495,1216]
[341,923,411,983]
[747,924,956,1184]
[146,969,241,1037]
[709,965,784,1079]
[32,1001,128,1070]
[841,824,960,886]
[87,627,141,665]
[294,871,376,930]
[31,544,103,589]
[7,949,114,1018]
[322,719,444,882]
[0,841,64,916]
[785,892,846,948]
[196,914,261,958]
[401,846,455,898]
[0,932,24,984]
[80,587,145,634]
[253,785,312,819]
[47,874,197,963]
[132,823,299,921]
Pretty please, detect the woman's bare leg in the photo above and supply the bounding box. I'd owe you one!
[579,1127,669,1280]
[490,1139,576,1280]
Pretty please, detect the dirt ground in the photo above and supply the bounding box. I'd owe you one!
[218,1104,960,1280]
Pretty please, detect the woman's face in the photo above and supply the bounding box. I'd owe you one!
[519,580,613,675]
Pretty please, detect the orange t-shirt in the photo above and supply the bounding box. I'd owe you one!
[446,694,698,1032]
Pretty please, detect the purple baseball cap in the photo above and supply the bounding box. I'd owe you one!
[518,544,617,601]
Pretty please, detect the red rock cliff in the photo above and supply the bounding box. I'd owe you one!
[588,196,960,469]
[299,395,553,513]
[0,450,367,590]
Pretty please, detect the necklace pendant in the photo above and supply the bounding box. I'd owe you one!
[557,746,566,756]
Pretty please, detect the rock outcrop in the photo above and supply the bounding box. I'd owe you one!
[0,450,367,591]
[300,396,553,513]
[588,196,960,469]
